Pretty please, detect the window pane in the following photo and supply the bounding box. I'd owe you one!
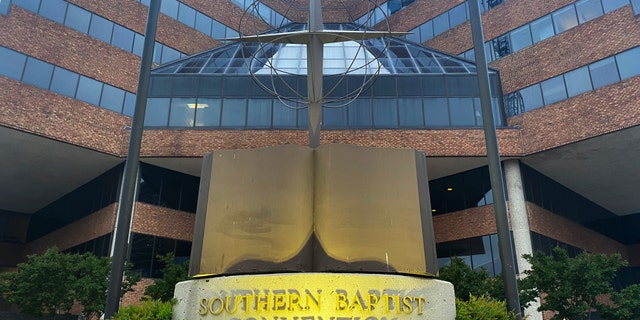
[530,15,555,43]
[89,15,114,43]
[123,92,136,116]
[273,100,299,128]
[39,0,67,23]
[552,6,578,33]
[23,58,53,89]
[424,97,449,127]
[133,33,145,56]
[194,98,221,127]
[398,98,424,127]
[519,84,544,111]
[633,0,640,15]
[161,46,181,64]
[419,21,434,41]
[616,47,640,80]
[177,4,196,28]
[160,0,179,19]
[221,98,247,128]
[510,25,532,52]
[540,75,567,105]
[575,0,604,23]
[65,5,91,34]
[144,98,170,126]
[323,107,347,129]
[248,99,273,128]
[76,76,103,105]
[433,13,450,36]
[602,0,629,13]
[169,98,196,127]
[373,99,398,128]
[0,47,27,79]
[112,25,135,52]
[564,66,592,97]
[589,57,620,89]
[12,0,39,12]
[100,84,125,113]
[348,98,372,128]
[50,67,79,97]
[448,3,467,28]
[449,97,475,127]
[195,12,212,35]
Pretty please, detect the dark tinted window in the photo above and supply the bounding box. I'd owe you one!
[221,98,247,128]
[144,98,170,126]
[373,99,398,128]
[348,98,373,128]
[248,99,273,128]
[398,98,424,127]
[424,97,449,127]
[449,97,475,127]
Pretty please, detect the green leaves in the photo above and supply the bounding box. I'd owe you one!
[0,247,140,319]
[456,294,517,320]
[520,247,628,320]
[143,253,189,302]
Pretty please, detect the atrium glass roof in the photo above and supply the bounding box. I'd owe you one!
[153,23,490,75]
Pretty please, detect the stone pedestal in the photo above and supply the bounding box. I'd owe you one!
[173,273,455,320]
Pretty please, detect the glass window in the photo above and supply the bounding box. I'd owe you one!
[297,108,308,128]
[12,0,39,12]
[194,98,221,127]
[424,97,449,127]
[347,98,372,128]
[398,98,424,127]
[530,15,555,43]
[448,3,467,28]
[123,92,136,116]
[144,98,170,126]
[519,84,544,111]
[575,0,604,23]
[221,98,247,128]
[23,58,53,89]
[491,35,511,59]
[510,25,532,52]
[372,99,398,128]
[177,4,196,28]
[449,97,475,127]
[212,24,227,39]
[0,47,27,79]
[50,67,79,97]
[406,27,421,43]
[64,5,92,34]
[616,47,640,80]
[248,99,273,128]
[563,66,592,97]
[100,84,125,113]
[169,98,196,127]
[419,21,434,42]
[111,25,135,52]
[89,15,114,43]
[552,6,578,33]
[540,75,567,105]
[603,0,629,13]
[633,0,640,15]
[273,100,300,128]
[323,107,348,129]
[433,13,450,36]
[589,57,620,89]
[195,12,212,35]
[160,0,179,19]
[133,33,145,56]
[76,76,103,105]
[0,0,9,15]
[161,46,181,64]
[39,0,67,23]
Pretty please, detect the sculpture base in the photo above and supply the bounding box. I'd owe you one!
[172,273,455,320]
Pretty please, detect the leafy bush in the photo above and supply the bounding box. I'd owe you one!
[112,299,173,320]
[456,294,517,320]
[598,284,640,320]
[144,253,190,302]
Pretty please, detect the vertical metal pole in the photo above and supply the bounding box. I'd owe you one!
[467,0,522,318]
[103,1,161,318]
[307,0,324,148]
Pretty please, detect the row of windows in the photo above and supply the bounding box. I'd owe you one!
[437,234,504,277]
[144,96,503,130]
[227,0,290,27]
[138,0,240,40]
[504,46,640,116]
[460,0,632,62]
[354,0,416,28]
[11,0,185,64]
[0,46,136,116]
[429,166,493,216]
[406,0,505,45]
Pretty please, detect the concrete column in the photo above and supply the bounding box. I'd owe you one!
[504,159,541,320]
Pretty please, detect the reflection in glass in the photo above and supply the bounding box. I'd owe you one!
[616,47,640,80]
[510,25,533,52]
[564,66,592,97]
[530,15,555,43]
[169,98,196,127]
[576,0,604,23]
[194,98,222,127]
[552,6,579,33]
[540,75,567,105]
[23,58,53,89]
[519,84,544,112]
[589,57,620,89]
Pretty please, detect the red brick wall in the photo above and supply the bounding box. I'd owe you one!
[527,202,629,259]
[23,204,118,255]
[139,127,524,157]
[433,205,497,243]
[67,0,220,55]
[132,203,195,242]
[0,6,140,92]
[0,77,131,155]
[509,75,640,154]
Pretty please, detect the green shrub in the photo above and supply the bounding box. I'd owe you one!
[456,294,517,320]
[112,299,173,320]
